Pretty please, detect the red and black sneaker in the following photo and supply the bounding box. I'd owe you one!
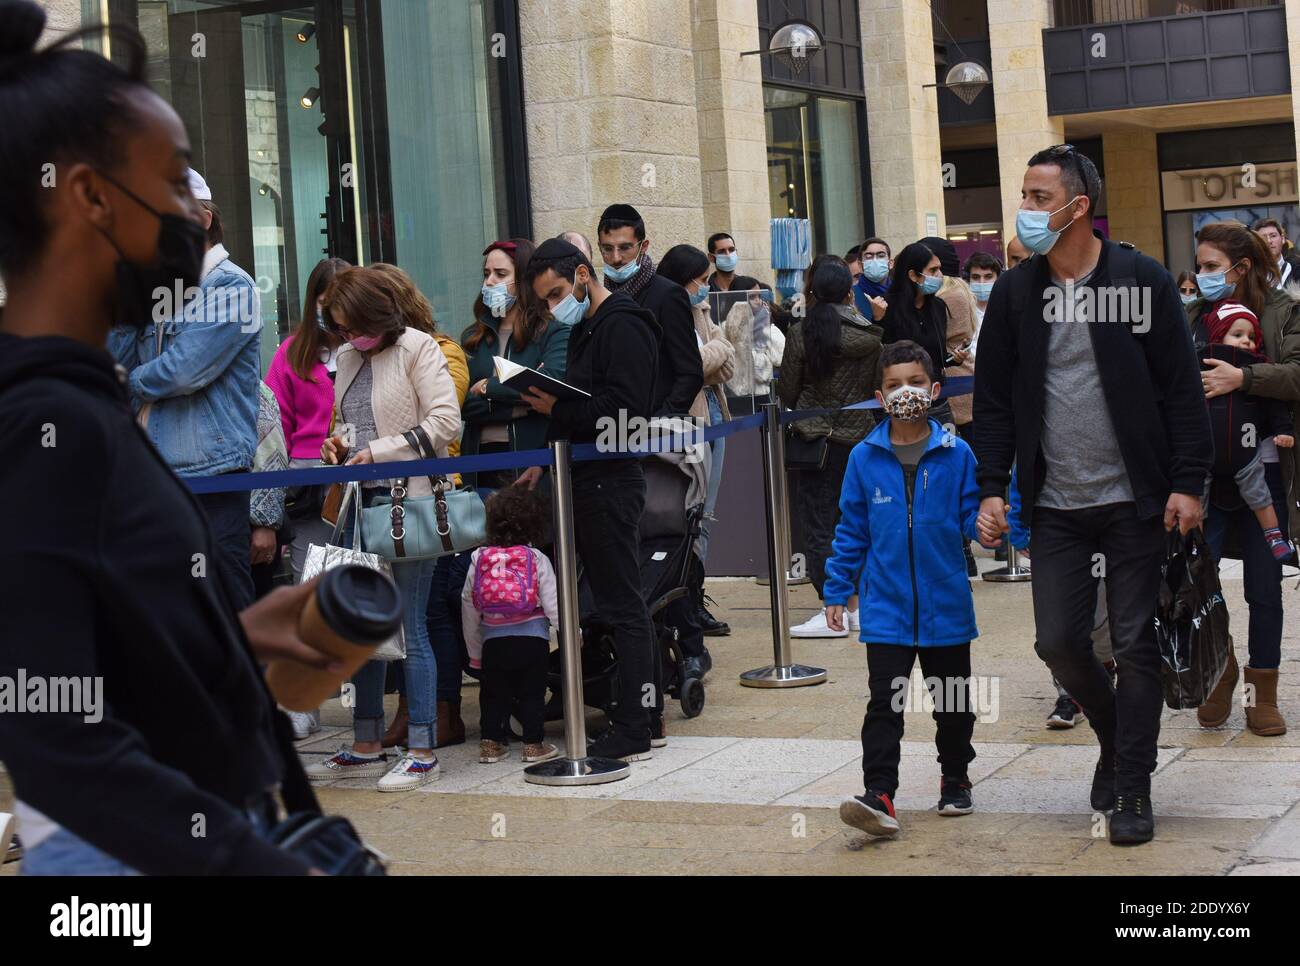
[839,789,900,837]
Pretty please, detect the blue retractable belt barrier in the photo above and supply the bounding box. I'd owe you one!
[182,379,971,495]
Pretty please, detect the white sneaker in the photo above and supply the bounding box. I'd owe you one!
[305,746,390,783]
[790,610,848,639]
[288,708,321,741]
[847,609,860,631]
[377,753,441,792]
[0,812,15,864]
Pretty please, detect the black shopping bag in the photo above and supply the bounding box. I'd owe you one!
[1154,528,1232,710]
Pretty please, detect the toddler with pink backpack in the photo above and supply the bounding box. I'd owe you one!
[461,487,560,764]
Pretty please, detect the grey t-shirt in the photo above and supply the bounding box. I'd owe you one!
[893,430,930,503]
[341,359,384,489]
[1037,269,1134,509]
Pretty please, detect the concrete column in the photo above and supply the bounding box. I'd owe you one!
[1102,130,1164,261]
[519,0,706,258]
[1288,0,1300,169]
[691,0,770,278]
[987,0,1065,243]
[859,0,946,248]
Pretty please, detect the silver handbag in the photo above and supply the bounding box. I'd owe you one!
[301,482,406,662]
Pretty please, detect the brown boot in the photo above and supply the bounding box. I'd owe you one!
[1244,666,1287,736]
[436,699,466,748]
[1197,650,1238,728]
[381,694,409,748]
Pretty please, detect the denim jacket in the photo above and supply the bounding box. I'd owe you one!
[109,245,262,476]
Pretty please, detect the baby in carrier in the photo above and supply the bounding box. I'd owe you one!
[461,487,560,764]
[1201,301,1295,560]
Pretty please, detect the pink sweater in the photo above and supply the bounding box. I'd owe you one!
[265,337,336,459]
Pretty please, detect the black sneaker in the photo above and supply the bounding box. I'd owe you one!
[1047,694,1082,729]
[587,728,653,762]
[994,544,1008,562]
[839,790,900,837]
[1090,755,1116,812]
[1109,794,1155,845]
[937,776,974,816]
[649,713,667,748]
[698,601,730,637]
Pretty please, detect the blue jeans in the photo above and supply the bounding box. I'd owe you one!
[22,801,278,875]
[428,552,473,703]
[696,388,726,563]
[21,828,142,876]
[1203,462,1284,670]
[344,492,437,748]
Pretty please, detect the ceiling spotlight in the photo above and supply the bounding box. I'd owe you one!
[296,23,316,43]
[258,183,271,197]
[300,86,320,109]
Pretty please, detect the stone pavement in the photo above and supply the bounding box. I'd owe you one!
[2,551,1297,876]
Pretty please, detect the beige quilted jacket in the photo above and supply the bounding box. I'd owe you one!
[333,328,462,497]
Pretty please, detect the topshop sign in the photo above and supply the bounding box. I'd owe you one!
[1162,162,1299,212]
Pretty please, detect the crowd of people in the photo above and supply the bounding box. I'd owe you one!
[1,2,1297,873]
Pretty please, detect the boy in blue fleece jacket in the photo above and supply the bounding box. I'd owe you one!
[827,341,983,838]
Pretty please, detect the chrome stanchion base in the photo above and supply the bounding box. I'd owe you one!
[739,664,827,688]
[523,756,630,786]
[755,575,810,587]
[981,565,1032,582]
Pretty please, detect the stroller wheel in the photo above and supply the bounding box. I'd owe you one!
[680,676,705,718]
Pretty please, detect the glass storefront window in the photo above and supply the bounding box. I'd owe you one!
[1165,205,1300,275]
[82,0,522,371]
[763,86,866,258]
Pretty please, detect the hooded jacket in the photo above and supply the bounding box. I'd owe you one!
[547,291,662,482]
[0,332,310,875]
[822,417,982,646]
[777,303,883,445]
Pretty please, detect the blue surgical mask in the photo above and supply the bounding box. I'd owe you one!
[603,259,639,283]
[551,281,590,326]
[1180,292,1198,306]
[1196,269,1236,303]
[690,284,710,306]
[1016,196,1081,255]
[918,273,943,296]
[714,252,738,273]
[970,280,994,301]
[481,282,516,315]
[862,259,889,283]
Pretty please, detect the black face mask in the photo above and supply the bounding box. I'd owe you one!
[95,171,208,330]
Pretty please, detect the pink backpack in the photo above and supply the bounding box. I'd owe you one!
[472,546,539,624]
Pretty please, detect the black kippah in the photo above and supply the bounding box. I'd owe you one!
[600,203,642,224]
[532,237,582,262]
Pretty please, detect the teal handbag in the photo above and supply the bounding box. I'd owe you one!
[360,428,487,562]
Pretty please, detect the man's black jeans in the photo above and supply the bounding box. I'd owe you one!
[797,440,854,599]
[861,642,976,797]
[1029,502,1165,795]
[196,489,254,613]
[573,462,657,739]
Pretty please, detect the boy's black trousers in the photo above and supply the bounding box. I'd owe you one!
[861,642,976,796]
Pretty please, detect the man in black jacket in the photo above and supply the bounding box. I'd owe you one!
[521,238,664,760]
[973,145,1211,846]
[597,204,703,417]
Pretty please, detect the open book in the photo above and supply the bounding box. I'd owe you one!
[493,356,590,400]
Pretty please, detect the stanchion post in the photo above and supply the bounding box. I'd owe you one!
[981,541,1032,582]
[740,402,827,688]
[524,440,629,785]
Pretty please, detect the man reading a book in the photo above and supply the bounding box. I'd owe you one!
[518,237,666,761]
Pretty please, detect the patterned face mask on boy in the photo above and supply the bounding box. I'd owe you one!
[882,384,932,420]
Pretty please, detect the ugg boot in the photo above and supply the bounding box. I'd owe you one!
[1243,666,1287,736]
[437,698,466,747]
[381,694,409,748]
[1197,650,1238,728]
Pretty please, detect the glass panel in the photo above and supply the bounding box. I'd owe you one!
[764,86,865,257]
[377,0,505,330]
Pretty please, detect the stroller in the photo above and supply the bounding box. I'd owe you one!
[544,436,710,723]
